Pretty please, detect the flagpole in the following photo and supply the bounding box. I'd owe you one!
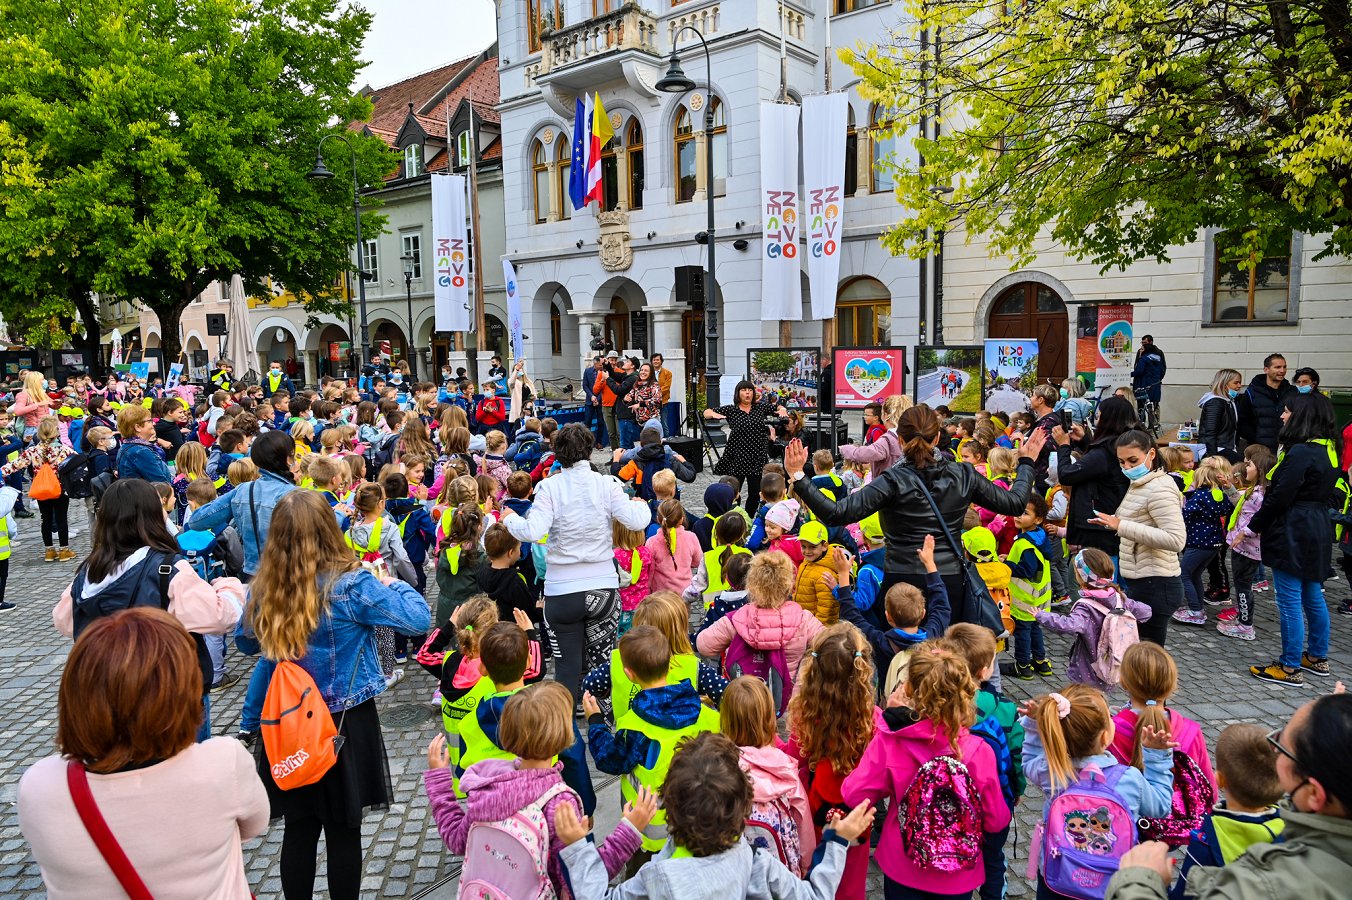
[468,108,487,389]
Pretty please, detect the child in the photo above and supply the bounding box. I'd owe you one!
[348,482,417,685]
[962,524,1013,639]
[475,522,536,625]
[960,439,990,477]
[225,457,258,489]
[722,676,815,875]
[435,501,485,629]
[1173,456,1235,626]
[559,732,872,899]
[1026,548,1153,690]
[792,521,839,625]
[747,473,789,550]
[154,481,178,536]
[836,535,952,699]
[980,447,1019,554]
[417,596,500,763]
[474,429,511,497]
[697,551,752,635]
[426,680,651,897]
[644,498,701,596]
[1021,684,1175,897]
[1168,723,1285,900]
[1109,642,1217,797]
[1,417,75,560]
[583,590,729,720]
[613,520,652,635]
[762,499,804,565]
[842,642,1012,900]
[782,623,881,898]
[172,441,209,524]
[584,625,721,856]
[1163,445,1196,491]
[1219,446,1275,640]
[1004,494,1054,679]
[684,512,750,610]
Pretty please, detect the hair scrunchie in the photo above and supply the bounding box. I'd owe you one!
[1048,692,1072,720]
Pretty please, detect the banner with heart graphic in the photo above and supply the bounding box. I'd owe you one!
[833,347,907,409]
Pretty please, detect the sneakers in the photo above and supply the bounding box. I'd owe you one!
[1300,653,1332,678]
[1202,594,1230,607]
[384,668,405,689]
[1252,579,1271,592]
[57,548,76,562]
[1218,606,1239,622]
[13,508,33,519]
[1034,658,1054,676]
[209,671,240,693]
[1337,602,1352,618]
[43,548,56,563]
[1171,609,1207,626]
[1250,662,1304,686]
[1050,595,1073,610]
[1001,661,1036,680]
[1217,621,1255,641]
[394,652,408,664]
[235,730,257,748]
[0,601,14,613]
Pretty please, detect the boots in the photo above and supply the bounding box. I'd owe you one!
[58,548,76,562]
[44,548,57,562]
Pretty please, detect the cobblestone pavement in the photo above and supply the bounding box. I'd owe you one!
[0,452,1348,898]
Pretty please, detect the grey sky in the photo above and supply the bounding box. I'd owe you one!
[356,0,497,90]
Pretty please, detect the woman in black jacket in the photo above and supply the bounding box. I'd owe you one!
[786,404,1046,621]
[1051,396,1135,556]
[1245,393,1341,686]
[1197,367,1243,462]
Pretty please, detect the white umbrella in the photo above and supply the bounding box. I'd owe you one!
[225,275,253,378]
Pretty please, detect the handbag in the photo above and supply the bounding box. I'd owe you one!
[29,461,61,501]
[897,467,1010,639]
[67,760,154,900]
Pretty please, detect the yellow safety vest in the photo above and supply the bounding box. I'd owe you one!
[617,702,720,851]
[608,650,701,723]
[1008,535,1050,619]
[440,674,496,776]
[456,687,523,797]
[345,517,383,558]
[702,545,752,603]
[267,371,283,394]
[212,370,232,392]
[0,517,11,561]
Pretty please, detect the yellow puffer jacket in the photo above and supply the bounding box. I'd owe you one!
[1115,469,1186,579]
[792,556,839,625]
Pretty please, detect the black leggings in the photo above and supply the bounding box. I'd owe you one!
[279,814,363,900]
[544,587,619,705]
[37,496,69,548]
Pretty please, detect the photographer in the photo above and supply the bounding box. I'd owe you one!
[593,351,622,452]
[606,356,639,449]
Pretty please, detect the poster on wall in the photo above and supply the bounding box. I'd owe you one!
[747,348,819,411]
[833,347,906,409]
[1075,305,1099,390]
[129,361,150,381]
[914,346,983,413]
[982,339,1039,416]
[1094,304,1135,389]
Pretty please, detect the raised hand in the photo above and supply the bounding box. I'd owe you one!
[916,534,937,573]
[512,607,533,631]
[784,439,809,477]
[1141,724,1180,751]
[831,800,877,842]
[553,802,590,846]
[1019,427,1048,462]
[426,734,449,770]
[622,786,659,833]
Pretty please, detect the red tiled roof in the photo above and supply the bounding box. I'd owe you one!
[354,52,500,145]
[362,55,477,135]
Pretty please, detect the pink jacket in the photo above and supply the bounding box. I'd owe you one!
[695,600,825,679]
[841,717,1011,893]
[841,429,901,481]
[1226,486,1264,561]
[12,393,52,428]
[1109,706,1217,792]
[644,527,702,594]
[424,758,640,895]
[739,743,816,874]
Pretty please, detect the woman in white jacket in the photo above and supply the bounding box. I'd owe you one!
[1087,429,1186,645]
[502,423,651,705]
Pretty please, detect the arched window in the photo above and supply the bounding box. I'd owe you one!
[844,105,858,196]
[527,0,561,52]
[674,97,727,203]
[836,277,892,347]
[556,135,572,220]
[600,123,620,212]
[531,139,549,224]
[870,104,896,193]
[627,119,644,210]
[675,107,697,202]
[600,117,646,212]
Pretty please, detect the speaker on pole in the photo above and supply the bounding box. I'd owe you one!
[205,314,227,336]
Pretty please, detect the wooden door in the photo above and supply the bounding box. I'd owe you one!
[987,283,1068,383]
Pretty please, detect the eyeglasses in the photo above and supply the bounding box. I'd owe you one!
[1266,727,1300,766]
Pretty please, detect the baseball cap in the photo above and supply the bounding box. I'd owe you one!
[962,526,999,562]
[798,521,829,546]
[605,350,620,359]
[860,513,884,545]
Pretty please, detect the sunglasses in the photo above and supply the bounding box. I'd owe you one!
[1265,727,1300,766]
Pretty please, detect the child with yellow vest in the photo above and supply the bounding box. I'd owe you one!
[415,597,499,778]
[585,625,720,857]
[1002,494,1053,680]
[434,502,484,630]
[682,512,752,611]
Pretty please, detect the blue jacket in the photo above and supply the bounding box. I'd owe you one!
[116,439,171,484]
[387,496,436,565]
[837,571,952,695]
[1132,348,1166,391]
[261,372,296,398]
[235,569,430,713]
[587,681,710,775]
[189,470,298,575]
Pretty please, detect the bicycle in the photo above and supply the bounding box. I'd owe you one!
[1134,385,1162,438]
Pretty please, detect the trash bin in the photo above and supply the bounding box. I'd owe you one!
[1330,390,1352,434]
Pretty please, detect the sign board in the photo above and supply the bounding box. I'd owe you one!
[165,363,184,391]
[832,347,907,409]
[129,361,151,381]
[747,348,819,411]
[914,346,983,413]
[982,339,1039,416]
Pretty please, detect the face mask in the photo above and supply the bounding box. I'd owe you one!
[1059,388,1069,399]
[1122,462,1151,481]
[271,368,280,375]
[1227,388,1239,399]
[1297,385,1313,394]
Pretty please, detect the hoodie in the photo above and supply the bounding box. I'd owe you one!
[587,681,717,776]
[696,600,826,682]
[1034,586,1154,689]
[739,743,817,874]
[386,496,436,566]
[1109,706,1217,794]
[424,759,639,896]
[691,483,735,552]
[346,515,416,583]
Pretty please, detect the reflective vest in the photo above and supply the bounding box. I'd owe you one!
[608,650,701,723]
[267,371,283,394]
[212,369,232,392]
[440,674,495,776]
[702,545,752,603]
[0,517,11,561]
[1008,535,1050,619]
[806,474,844,522]
[616,702,720,851]
[1270,439,1348,541]
[456,687,522,797]
[345,518,383,561]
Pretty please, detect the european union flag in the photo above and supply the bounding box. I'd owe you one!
[569,97,588,210]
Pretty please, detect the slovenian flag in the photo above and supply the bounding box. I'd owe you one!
[585,93,614,206]
[569,97,588,210]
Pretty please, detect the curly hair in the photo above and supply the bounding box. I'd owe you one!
[662,733,753,857]
[787,623,875,775]
[908,641,978,755]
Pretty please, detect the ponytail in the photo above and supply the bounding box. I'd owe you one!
[454,596,499,658]
[657,498,685,570]
[1032,684,1113,791]
[897,405,941,469]
[713,511,747,570]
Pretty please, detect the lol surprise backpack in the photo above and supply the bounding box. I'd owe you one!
[722,633,793,718]
[1035,763,1137,900]
[457,783,572,900]
[897,756,984,873]
[1136,751,1215,847]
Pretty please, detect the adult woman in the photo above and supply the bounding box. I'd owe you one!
[1242,393,1339,685]
[1197,368,1243,462]
[624,363,663,435]
[787,404,1047,620]
[1051,396,1135,556]
[240,490,430,900]
[12,370,53,441]
[1293,366,1322,394]
[188,430,299,577]
[3,417,75,560]
[507,359,535,425]
[502,423,651,704]
[20,608,267,899]
[704,380,789,510]
[1085,430,1186,645]
[840,394,908,480]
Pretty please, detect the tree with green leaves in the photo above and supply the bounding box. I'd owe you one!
[844,0,1352,272]
[0,0,395,367]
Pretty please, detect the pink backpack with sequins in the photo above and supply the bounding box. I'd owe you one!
[897,755,984,873]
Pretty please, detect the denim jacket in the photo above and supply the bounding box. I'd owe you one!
[235,569,431,712]
[188,470,297,575]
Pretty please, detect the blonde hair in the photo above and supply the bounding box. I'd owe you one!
[881,394,913,429]
[650,468,677,496]
[787,623,875,774]
[290,419,314,443]
[987,447,1018,479]
[632,591,694,656]
[248,491,359,660]
[22,371,48,405]
[612,519,644,552]
[438,473,479,508]
[227,457,259,485]
[36,417,59,443]
[116,404,150,439]
[175,442,208,481]
[1032,684,1113,790]
[500,681,575,760]
[438,406,469,445]
[454,595,499,657]
[1190,455,1230,491]
[1119,642,1178,770]
[909,641,978,755]
[485,429,507,452]
[319,428,344,455]
[721,676,777,749]
[747,551,794,608]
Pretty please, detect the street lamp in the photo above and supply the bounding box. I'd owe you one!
[400,253,417,378]
[929,185,954,347]
[657,27,721,413]
[307,134,372,370]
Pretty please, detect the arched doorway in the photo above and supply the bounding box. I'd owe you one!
[836,277,892,348]
[987,282,1068,383]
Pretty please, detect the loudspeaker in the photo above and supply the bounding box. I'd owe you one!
[205,314,227,336]
[674,265,705,309]
[664,435,703,474]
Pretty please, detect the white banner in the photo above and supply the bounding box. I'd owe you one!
[803,93,848,320]
[431,174,471,332]
[759,102,802,321]
[503,259,523,362]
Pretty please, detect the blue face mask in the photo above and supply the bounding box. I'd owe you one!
[1122,462,1151,481]
[1227,388,1239,399]
[1297,385,1313,394]
[1059,388,1070,399]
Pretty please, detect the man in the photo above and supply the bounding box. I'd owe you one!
[651,353,673,406]
[607,356,639,450]
[261,360,296,398]
[1132,334,1167,408]
[1028,383,1060,489]
[594,350,623,451]
[210,359,233,393]
[1237,353,1293,451]
[488,355,507,382]
[582,355,607,448]
[1108,694,1352,900]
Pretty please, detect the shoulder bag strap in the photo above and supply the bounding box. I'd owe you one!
[332,644,365,751]
[248,483,261,551]
[156,554,175,610]
[66,761,155,900]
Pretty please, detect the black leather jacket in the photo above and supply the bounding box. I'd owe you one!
[1197,393,1238,457]
[1055,441,1128,554]
[794,456,1036,576]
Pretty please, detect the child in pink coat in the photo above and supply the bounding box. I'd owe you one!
[644,498,702,595]
[1108,642,1217,793]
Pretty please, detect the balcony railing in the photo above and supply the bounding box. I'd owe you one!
[539,3,659,76]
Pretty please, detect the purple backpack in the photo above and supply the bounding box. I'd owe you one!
[897,756,984,874]
[722,633,793,718]
[1037,764,1137,900]
[1137,751,1215,847]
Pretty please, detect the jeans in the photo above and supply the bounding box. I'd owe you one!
[37,496,69,548]
[1121,575,1184,645]
[197,692,211,742]
[1047,535,1070,600]
[544,587,620,705]
[240,656,269,733]
[601,405,619,450]
[1181,547,1219,612]
[980,824,1011,900]
[617,418,640,450]
[1271,568,1330,668]
[1232,553,1260,626]
[1014,618,1045,665]
[586,401,608,447]
[204,633,227,684]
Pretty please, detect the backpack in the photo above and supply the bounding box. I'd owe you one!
[896,755,984,873]
[457,782,572,900]
[1038,763,1137,900]
[260,660,340,791]
[970,714,1017,811]
[723,631,793,718]
[363,432,399,477]
[58,452,92,499]
[178,532,225,582]
[90,471,115,508]
[1080,592,1140,686]
[1136,751,1216,847]
[513,434,543,472]
[883,645,915,700]
[743,811,800,874]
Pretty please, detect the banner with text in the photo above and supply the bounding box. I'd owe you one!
[803,94,848,320]
[504,259,523,362]
[431,174,471,332]
[759,102,802,321]
[1095,304,1135,389]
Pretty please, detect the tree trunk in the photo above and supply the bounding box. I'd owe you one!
[72,291,102,373]
[144,293,193,379]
